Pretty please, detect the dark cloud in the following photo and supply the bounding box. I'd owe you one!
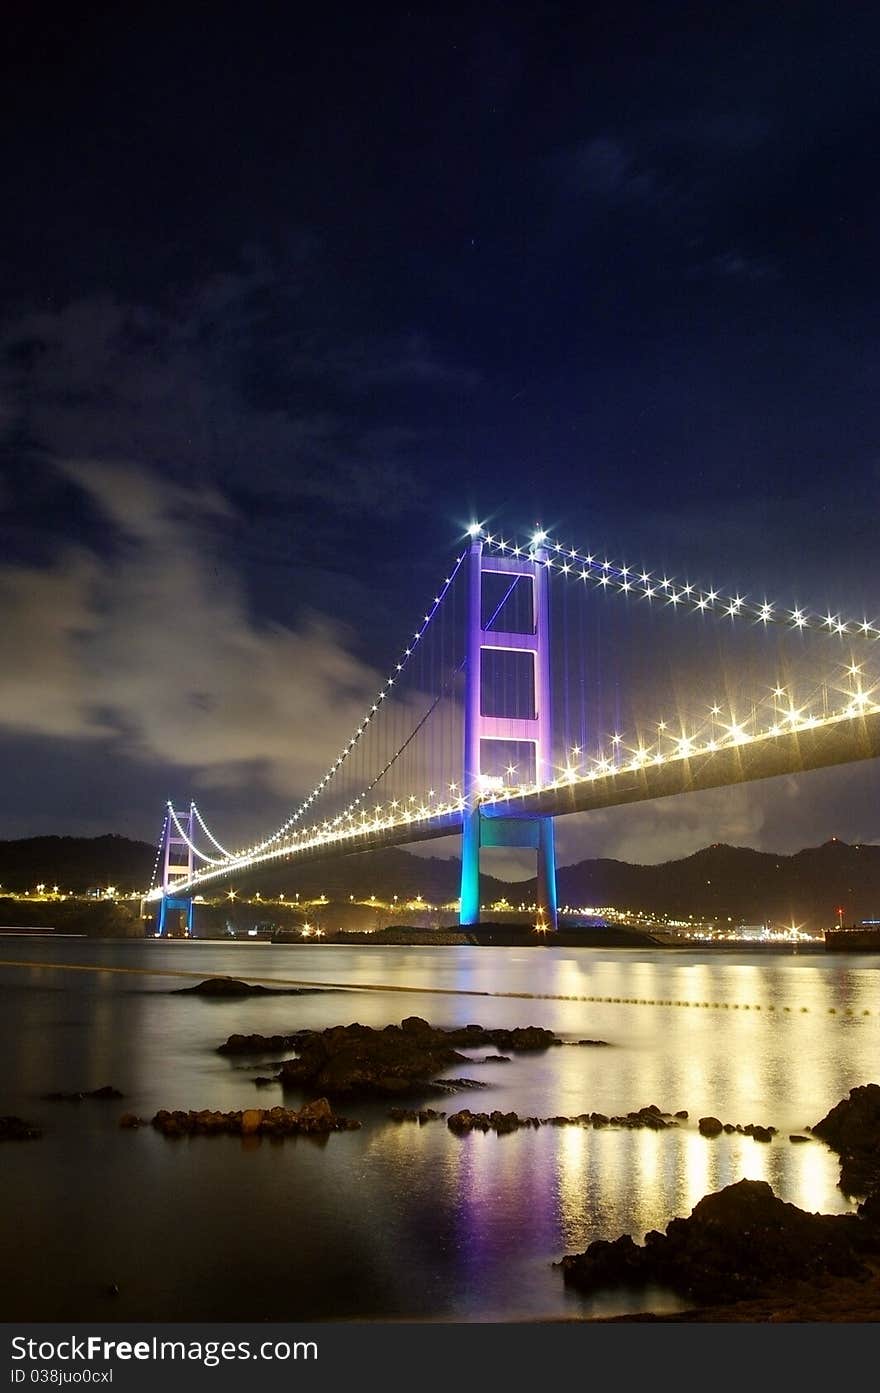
[0,257,474,523]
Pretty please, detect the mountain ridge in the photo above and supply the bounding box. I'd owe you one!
[1,833,877,930]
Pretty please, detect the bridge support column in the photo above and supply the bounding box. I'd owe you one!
[458,533,558,929]
[459,805,481,926]
[536,816,558,931]
[156,804,196,937]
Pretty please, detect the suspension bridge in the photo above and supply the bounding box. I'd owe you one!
[145,524,880,934]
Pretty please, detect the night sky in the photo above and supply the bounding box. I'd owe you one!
[3,2,880,872]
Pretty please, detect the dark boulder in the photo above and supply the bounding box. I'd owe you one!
[812,1083,880,1197]
[42,1085,124,1102]
[177,977,327,997]
[0,1115,42,1140]
[560,1178,880,1305]
[698,1116,724,1137]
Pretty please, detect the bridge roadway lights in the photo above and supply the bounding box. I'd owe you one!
[458,536,559,929]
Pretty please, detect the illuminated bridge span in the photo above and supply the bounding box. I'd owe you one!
[146,524,880,933]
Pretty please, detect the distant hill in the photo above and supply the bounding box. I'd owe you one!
[1,833,878,929]
[550,838,880,931]
[0,834,156,894]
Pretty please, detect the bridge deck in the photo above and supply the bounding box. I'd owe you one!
[177,708,880,894]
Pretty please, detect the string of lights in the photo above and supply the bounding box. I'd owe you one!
[474,525,880,640]
[148,812,169,892]
[191,802,231,857]
[167,803,223,866]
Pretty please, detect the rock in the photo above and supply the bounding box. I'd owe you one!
[151,1100,359,1138]
[430,1077,487,1093]
[272,1019,560,1098]
[445,1106,678,1136]
[42,1085,124,1101]
[253,1077,277,1086]
[559,1178,880,1305]
[478,1055,511,1063]
[297,1097,333,1123]
[698,1116,724,1137]
[0,1115,42,1141]
[218,1032,302,1055]
[812,1083,880,1197]
[789,1134,811,1143]
[118,1113,148,1128]
[674,1110,689,1119]
[177,977,327,997]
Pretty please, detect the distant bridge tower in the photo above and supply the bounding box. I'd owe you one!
[460,534,558,929]
[156,803,196,936]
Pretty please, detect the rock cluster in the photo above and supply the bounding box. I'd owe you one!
[560,1178,880,1306]
[812,1083,880,1196]
[447,1104,684,1135]
[0,1115,42,1140]
[388,1107,446,1123]
[698,1116,776,1142]
[148,1098,360,1137]
[249,1017,564,1098]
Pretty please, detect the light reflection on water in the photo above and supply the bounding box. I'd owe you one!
[0,938,876,1321]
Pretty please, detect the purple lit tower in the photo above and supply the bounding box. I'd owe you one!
[459,529,558,928]
[156,803,196,935]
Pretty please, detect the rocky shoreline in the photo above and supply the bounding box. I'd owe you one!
[20,991,879,1321]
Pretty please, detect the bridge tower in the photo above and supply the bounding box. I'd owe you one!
[156,804,196,936]
[459,535,558,929]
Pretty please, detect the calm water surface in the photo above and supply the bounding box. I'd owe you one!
[0,938,877,1322]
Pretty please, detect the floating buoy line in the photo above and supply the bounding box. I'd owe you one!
[0,959,872,1017]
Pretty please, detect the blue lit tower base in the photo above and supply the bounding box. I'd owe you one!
[157,895,195,936]
[459,535,558,929]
